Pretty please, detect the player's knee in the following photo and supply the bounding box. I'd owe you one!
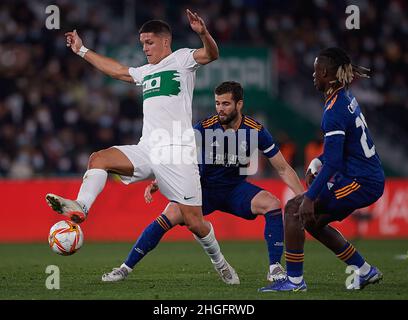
[284,198,300,219]
[88,151,106,169]
[252,192,281,214]
[163,203,184,226]
[183,214,206,234]
[283,209,296,224]
[284,200,294,215]
[267,193,281,211]
[185,219,201,234]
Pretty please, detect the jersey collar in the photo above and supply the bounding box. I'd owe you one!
[324,86,344,109]
[219,115,244,132]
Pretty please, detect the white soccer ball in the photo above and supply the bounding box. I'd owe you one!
[48,220,84,256]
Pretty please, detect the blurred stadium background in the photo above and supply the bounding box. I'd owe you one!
[1,0,407,298]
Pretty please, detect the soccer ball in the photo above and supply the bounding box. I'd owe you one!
[48,220,84,256]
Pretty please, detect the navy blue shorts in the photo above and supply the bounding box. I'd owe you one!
[202,181,263,220]
[316,173,384,221]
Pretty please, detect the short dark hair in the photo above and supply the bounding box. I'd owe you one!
[214,81,243,103]
[139,20,171,36]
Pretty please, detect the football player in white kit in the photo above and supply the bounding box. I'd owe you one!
[46,10,239,285]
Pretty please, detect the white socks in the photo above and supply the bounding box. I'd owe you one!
[194,223,224,269]
[357,262,371,276]
[121,263,133,273]
[76,169,108,211]
[288,276,303,284]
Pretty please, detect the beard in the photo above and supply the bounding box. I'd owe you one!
[218,109,238,125]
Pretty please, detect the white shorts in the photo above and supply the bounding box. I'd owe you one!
[113,142,202,206]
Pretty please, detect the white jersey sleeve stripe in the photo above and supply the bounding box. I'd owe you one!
[263,144,275,153]
[324,130,345,137]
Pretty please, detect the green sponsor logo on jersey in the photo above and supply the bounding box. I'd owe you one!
[142,70,181,100]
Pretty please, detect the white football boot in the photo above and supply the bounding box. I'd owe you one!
[45,193,88,223]
[267,262,287,282]
[214,260,240,285]
[102,266,129,282]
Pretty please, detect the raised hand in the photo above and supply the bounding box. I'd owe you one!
[186,9,207,35]
[144,180,159,204]
[64,29,83,54]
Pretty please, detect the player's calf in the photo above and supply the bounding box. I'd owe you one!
[179,205,209,238]
[185,220,208,237]
[193,223,240,285]
[283,196,303,232]
[251,190,281,214]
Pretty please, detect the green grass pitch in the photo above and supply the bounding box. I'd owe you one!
[1,240,408,300]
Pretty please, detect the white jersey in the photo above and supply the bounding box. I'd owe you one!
[129,48,200,148]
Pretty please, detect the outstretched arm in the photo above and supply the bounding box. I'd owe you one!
[269,151,304,195]
[65,30,133,82]
[186,9,219,65]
